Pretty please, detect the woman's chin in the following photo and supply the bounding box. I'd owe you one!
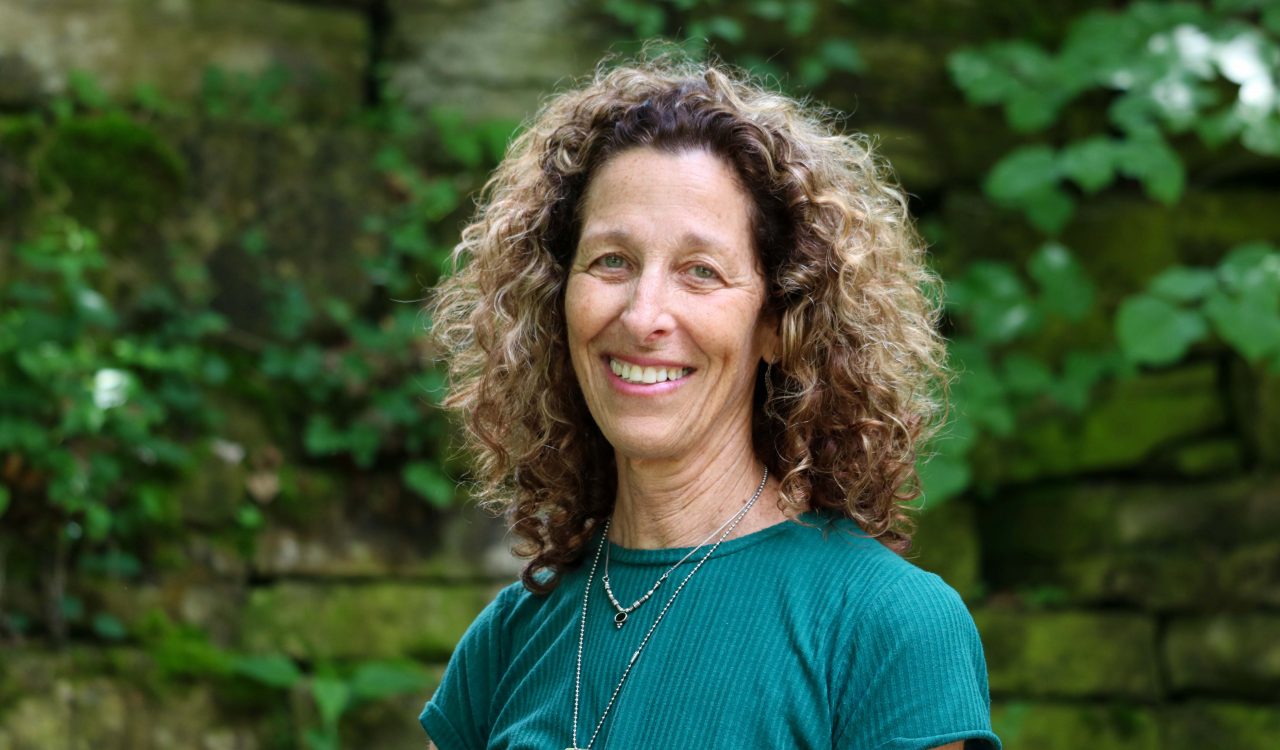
[602,429,692,464]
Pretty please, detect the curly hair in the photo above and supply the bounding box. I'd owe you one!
[428,53,950,594]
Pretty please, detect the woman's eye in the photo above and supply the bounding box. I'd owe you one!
[598,254,626,269]
[690,264,717,280]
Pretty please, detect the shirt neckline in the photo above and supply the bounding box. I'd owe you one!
[600,509,832,566]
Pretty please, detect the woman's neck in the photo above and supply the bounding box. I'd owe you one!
[607,443,796,549]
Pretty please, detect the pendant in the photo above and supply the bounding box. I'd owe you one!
[614,611,627,629]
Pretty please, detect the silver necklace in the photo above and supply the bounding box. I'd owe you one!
[601,492,751,629]
[567,468,767,750]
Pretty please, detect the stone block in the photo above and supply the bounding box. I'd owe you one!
[906,497,983,601]
[341,674,446,750]
[974,609,1161,699]
[991,701,1160,750]
[1164,701,1280,750]
[0,649,266,750]
[0,0,367,117]
[1231,357,1280,469]
[239,581,503,660]
[253,496,518,580]
[172,120,387,339]
[93,578,246,645]
[972,364,1225,484]
[386,0,613,121]
[1171,438,1245,477]
[1165,615,1280,698]
[979,475,1280,607]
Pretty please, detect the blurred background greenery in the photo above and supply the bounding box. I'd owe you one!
[1,0,1278,748]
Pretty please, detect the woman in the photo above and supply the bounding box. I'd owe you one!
[421,54,999,750]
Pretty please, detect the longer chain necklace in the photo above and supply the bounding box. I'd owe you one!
[566,468,767,750]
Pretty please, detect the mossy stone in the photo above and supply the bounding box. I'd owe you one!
[907,498,983,601]
[1171,438,1245,477]
[971,364,1224,484]
[1165,701,1280,750]
[975,609,1160,698]
[1230,358,1280,469]
[239,581,501,661]
[980,475,1280,606]
[991,701,1160,750]
[39,113,186,234]
[1165,615,1280,697]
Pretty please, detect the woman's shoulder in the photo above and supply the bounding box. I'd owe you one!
[774,510,970,622]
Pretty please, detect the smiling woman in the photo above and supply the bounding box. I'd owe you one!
[421,53,999,750]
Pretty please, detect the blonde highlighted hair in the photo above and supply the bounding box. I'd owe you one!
[428,53,950,594]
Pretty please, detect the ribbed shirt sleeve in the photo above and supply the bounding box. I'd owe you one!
[419,585,511,750]
[834,569,1000,750]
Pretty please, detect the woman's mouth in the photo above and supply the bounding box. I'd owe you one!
[608,357,693,385]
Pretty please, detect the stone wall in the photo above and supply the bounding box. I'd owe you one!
[2,1,1278,748]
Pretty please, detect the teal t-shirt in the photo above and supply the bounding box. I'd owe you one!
[420,511,1000,750]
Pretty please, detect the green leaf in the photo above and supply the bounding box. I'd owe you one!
[233,654,302,689]
[68,70,112,109]
[1028,242,1094,320]
[429,109,484,168]
[1115,294,1207,365]
[1022,187,1076,235]
[795,56,828,89]
[1114,135,1185,204]
[603,0,666,37]
[92,613,127,641]
[403,461,455,508]
[1058,137,1117,193]
[1203,287,1280,362]
[1195,108,1243,148]
[948,48,1020,105]
[948,262,1039,344]
[61,595,85,622]
[1217,242,1280,294]
[311,677,352,729]
[819,39,865,74]
[705,16,745,44]
[1001,353,1054,396]
[0,485,9,518]
[349,661,430,702]
[949,343,1016,437]
[1049,349,1117,412]
[749,0,787,20]
[241,227,268,256]
[1149,266,1218,303]
[984,146,1060,204]
[1006,90,1062,132]
[1241,116,1280,156]
[916,451,970,506]
[784,0,817,36]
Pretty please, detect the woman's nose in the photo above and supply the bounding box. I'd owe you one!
[620,270,676,342]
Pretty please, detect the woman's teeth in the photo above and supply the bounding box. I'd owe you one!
[609,358,691,384]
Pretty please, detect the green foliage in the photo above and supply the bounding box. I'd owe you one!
[0,218,220,546]
[950,1,1280,231]
[1118,242,1280,368]
[597,0,864,90]
[923,243,1127,502]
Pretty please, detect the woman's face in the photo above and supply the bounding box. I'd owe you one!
[565,147,777,464]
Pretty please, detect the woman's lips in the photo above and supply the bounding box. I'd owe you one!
[603,355,694,392]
